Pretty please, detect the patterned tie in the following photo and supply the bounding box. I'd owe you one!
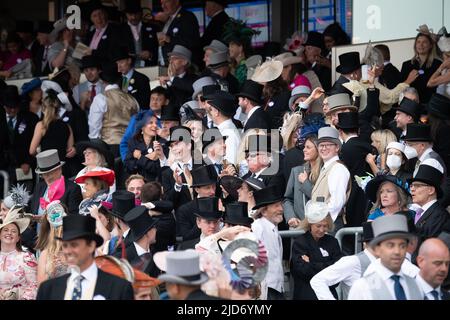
[71,275,84,300]
[90,84,96,101]
[430,290,440,300]
[391,275,407,300]
[414,207,424,224]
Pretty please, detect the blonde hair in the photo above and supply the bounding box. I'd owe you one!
[411,33,439,69]
[35,214,63,256]
[304,135,322,184]
[370,181,409,213]
[371,129,397,155]
[41,95,61,136]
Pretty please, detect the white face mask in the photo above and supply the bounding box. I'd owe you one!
[404,145,418,159]
[386,155,402,170]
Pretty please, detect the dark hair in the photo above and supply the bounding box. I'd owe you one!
[263,76,288,101]
[428,113,450,144]
[133,113,158,142]
[323,22,350,46]
[0,222,23,252]
[374,44,391,61]
[151,86,169,99]
[288,62,308,83]
[98,206,115,232]
[6,33,24,47]
[140,182,162,202]
[86,177,109,194]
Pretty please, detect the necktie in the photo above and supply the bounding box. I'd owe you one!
[414,160,421,174]
[122,76,129,92]
[430,290,440,300]
[214,163,223,173]
[71,275,84,300]
[7,116,14,130]
[414,207,424,224]
[90,84,96,101]
[391,275,407,300]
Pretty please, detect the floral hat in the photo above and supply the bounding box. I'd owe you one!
[365,174,410,203]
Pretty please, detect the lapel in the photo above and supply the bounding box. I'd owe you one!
[417,202,438,226]
[92,269,106,297]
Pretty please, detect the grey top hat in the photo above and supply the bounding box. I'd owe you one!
[35,149,65,174]
[317,127,341,146]
[369,215,414,247]
[326,93,356,115]
[289,85,311,108]
[168,45,192,63]
[438,231,450,249]
[207,51,229,69]
[203,39,228,52]
[155,249,209,286]
[192,76,215,100]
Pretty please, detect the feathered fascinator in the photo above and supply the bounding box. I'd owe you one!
[362,41,384,67]
[416,24,438,42]
[223,18,260,46]
[283,31,306,56]
[3,184,31,209]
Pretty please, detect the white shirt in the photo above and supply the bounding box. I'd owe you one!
[173,158,193,192]
[344,135,357,143]
[348,259,413,300]
[123,228,131,239]
[73,80,104,105]
[402,252,420,278]
[64,262,98,300]
[322,155,350,221]
[418,147,444,174]
[217,119,241,164]
[252,217,284,293]
[134,242,150,256]
[88,84,119,139]
[416,274,442,300]
[310,248,377,300]
[242,106,261,127]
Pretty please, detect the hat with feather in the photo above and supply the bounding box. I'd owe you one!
[223,18,260,47]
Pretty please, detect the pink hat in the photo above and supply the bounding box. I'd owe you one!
[289,74,311,91]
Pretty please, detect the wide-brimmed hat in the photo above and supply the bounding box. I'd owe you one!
[274,52,303,67]
[0,207,31,234]
[408,164,443,199]
[252,185,283,210]
[194,197,223,220]
[403,123,432,142]
[317,126,341,147]
[35,149,65,174]
[207,91,238,118]
[81,55,101,70]
[336,112,359,130]
[369,215,414,247]
[21,78,42,97]
[155,249,209,285]
[75,169,115,187]
[289,85,311,108]
[224,202,253,227]
[190,165,218,187]
[49,17,68,43]
[3,85,21,108]
[207,51,229,69]
[304,31,325,50]
[123,0,142,13]
[427,93,450,120]
[326,93,356,115]
[251,60,283,83]
[365,174,410,203]
[203,39,228,52]
[396,97,421,120]
[245,134,271,153]
[305,200,329,224]
[111,190,136,219]
[76,139,114,169]
[237,80,263,105]
[124,206,157,241]
[336,52,362,74]
[167,126,192,144]
[112,46,135,62]
[192,76,215,100]
[160,102,180,122]
[202,127,227,152]
[57,215,104,247]
[168,45,192,63]
[246,55,263,79]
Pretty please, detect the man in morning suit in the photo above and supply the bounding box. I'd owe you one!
[238,80,271,132]
[201,0,230,49]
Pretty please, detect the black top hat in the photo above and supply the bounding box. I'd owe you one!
[76,139,114,169]
[57,215,103,247]
[3,85,20,108]
[224,202,253,227]
[112,46,134,62]
[15,20,34,33]
[336,52,361,74]
[190,165,218,188]
[202,127,227,151]
[202,85,222,100]
[219,175,243,200]
[396,97,421,121]
[245,134,271,153]
[99,63,122,84]
[403,123,432,142]
[124,0,142,13]
[160,102,180,122]
[336,112,359,130]
[194,197,223,220]
[408,164,443,198]
[304,31,325,50]
[111,190,136,219]
[168,126,192,144]
[427,93,450,120]
[365,174,410,203]
[124,206,157,241]
[37,21,54,34]
[237,80,263,105]
[207,91,238,118]
[253,185,283,210]
[81,55,101,70]
[360,221,374,243]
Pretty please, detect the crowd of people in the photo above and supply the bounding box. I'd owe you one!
[1,0,450,301]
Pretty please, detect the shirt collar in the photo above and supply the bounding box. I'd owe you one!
[211,10,224,18]
[217,119,234,130]
[78,261,98,283]
[420,199,438,212]
[344,135,357,143]
[261,216,278,229]
[128,21,141,30]
[375,258,404,281]
[123,228,130,238]
[125,69,134,80]
[419,147,433,162]
[246,106,260,120]
[171,7,182,19]
[323,155,340,169]
[105,84,119,91]
[134,242,150,256]
[364,248,377,262]
[416,274,440,293]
